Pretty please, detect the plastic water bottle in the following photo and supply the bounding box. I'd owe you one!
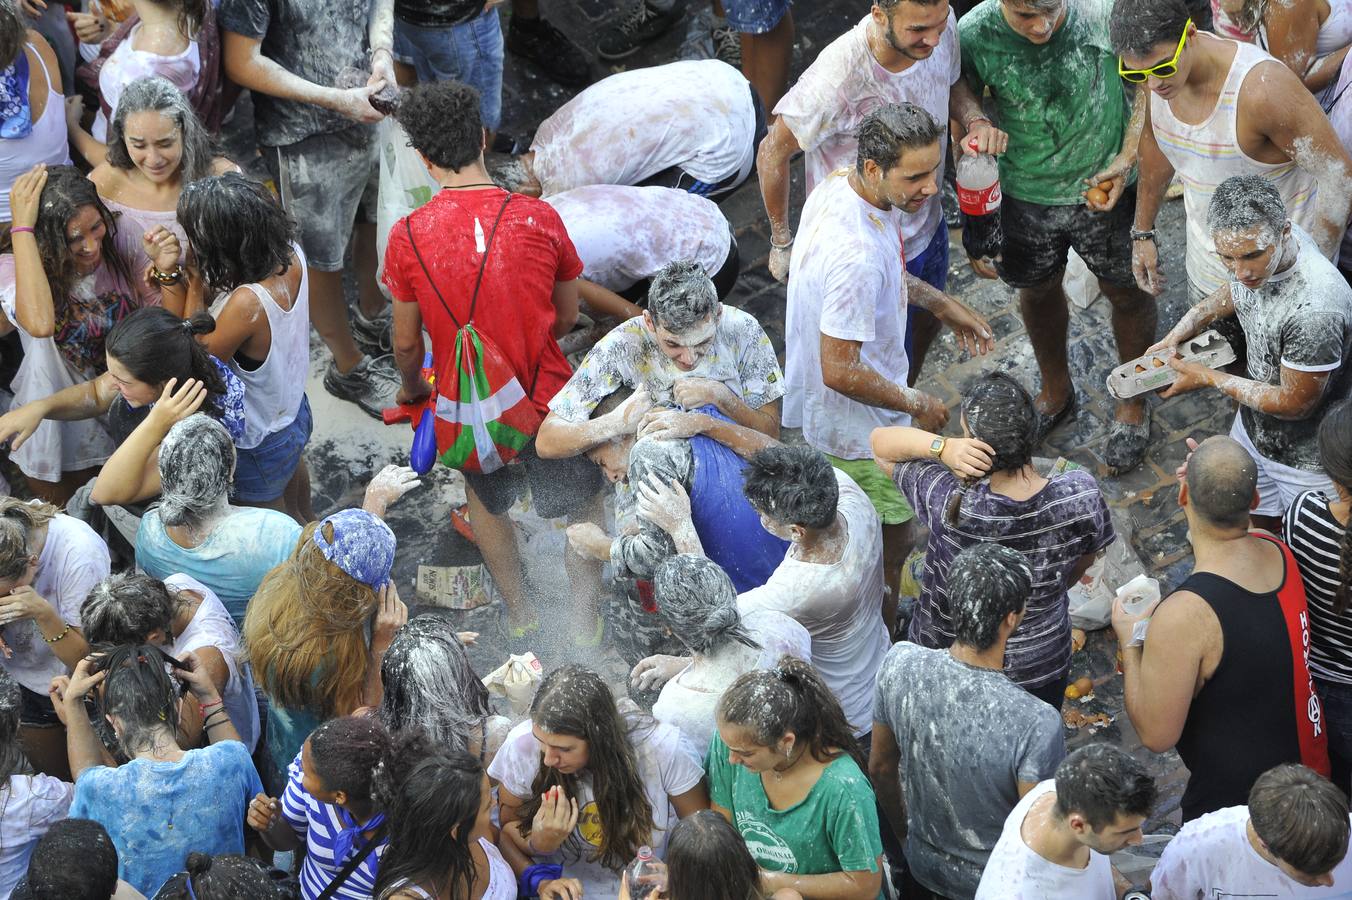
[409,352,438,475]
[627,846,667,899]
[956,138,1004,262]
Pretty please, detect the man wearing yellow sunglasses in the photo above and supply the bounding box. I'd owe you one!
[1110,0,1352,303]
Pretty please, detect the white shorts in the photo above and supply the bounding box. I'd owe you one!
[1230,413,1336,516]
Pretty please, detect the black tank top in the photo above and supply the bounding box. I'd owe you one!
[1174,535,1329,821]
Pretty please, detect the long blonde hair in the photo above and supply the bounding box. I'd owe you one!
[243,521,379,718]
[0,498,59,580]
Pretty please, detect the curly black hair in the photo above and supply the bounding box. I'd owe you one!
[178,172,295,294]
[396,80,483,172]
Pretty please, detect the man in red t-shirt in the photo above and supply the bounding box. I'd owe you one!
[383,80,606,642]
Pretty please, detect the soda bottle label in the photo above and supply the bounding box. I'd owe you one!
[957,181,1002,216]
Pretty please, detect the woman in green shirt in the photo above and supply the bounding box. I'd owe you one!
[707,657,884,900]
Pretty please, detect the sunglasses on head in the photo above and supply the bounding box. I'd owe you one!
[1118,18,1192,83]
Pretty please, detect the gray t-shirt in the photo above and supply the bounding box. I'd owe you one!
[1232,226,1352,471]
[218,0,374,147]
[873,642,1065,899]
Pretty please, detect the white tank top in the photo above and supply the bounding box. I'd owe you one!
[387,838,516,899]
[0,45,71,222]
[1151,40,1321,297]
[210,245,311,449]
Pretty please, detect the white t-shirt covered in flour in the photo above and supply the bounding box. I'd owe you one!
[0,772,73,898]
[775,11,960,256]
[783,169,910,459]
[530,60,756,196]
[737,470,889,737]
[162,573,260,753]
[975,780,1115,900]
[1152,805,1352,899]
[0,512,109,695]
[652,607,811,764]
[544,185,732,291]
[487,718,703,896]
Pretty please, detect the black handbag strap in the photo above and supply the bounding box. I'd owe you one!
[315,822,388,900]
[403,192,512,330]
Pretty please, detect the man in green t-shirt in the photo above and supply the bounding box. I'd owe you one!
[958,0,1158,475]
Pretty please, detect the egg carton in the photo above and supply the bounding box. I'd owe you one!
[1106,330,1237,399]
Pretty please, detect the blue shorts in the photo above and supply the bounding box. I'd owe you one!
[904,227,949,354]
[724,0,791,33]
[394,9,505,131]
[232,395,313,503]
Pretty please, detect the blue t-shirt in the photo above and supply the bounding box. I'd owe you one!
[281,749,388,900]
[70,740,263,896]
[136,506,303,628]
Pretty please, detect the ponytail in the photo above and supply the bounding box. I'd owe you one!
[717,656,864,770]
[105,308,229,419]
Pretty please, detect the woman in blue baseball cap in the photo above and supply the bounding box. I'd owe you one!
[244,507,408,790]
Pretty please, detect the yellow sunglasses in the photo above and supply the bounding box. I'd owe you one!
[1118,18,1192,83]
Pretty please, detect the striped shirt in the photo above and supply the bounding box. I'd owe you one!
[894,460,1114,688]
[281,750,388,900]
[1150,40,1319,298]
[1283,490,1352,683]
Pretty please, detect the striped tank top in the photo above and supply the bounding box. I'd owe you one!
[1151,39,1320,298]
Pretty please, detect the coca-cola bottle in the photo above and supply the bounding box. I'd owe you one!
[956,138,1003,264]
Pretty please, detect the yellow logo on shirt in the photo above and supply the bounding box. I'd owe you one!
[577,801,603,847]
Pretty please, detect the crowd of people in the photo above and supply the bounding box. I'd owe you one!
[0,0,1343,895]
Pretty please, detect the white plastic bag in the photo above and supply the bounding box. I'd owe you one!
[483,652,544,716]
[1064,248,1105,310]
[376,118,440,287]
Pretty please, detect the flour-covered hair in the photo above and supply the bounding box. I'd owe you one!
[157,414,234,529]
[948,542,1032,651]
[648,259,718,334]
[1208,174,1288,244]
[653,555,759,655]
[855,102,942,175]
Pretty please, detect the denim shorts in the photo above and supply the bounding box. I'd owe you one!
[233,395,314,503]
[394,8,505,130]
[724,0,791,34]
[264,125,378,272]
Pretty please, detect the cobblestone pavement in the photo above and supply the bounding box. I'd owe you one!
[208,0,1223,832]
[490,0,1220,831]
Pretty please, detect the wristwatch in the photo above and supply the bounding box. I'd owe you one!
[1130,228,1157,242]
[929,437,946,459]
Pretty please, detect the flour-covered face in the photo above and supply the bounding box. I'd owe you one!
[585,438,632,484]
[647,311,719,372]
[1213,223,1287,290]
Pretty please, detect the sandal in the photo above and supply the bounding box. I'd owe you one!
[1104,420,1150,475]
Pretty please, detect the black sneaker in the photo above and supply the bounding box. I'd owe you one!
[597,0,685,61]
[712,20,742,67]
[350,307,392,359]
[507,15,592,86]
[323,354,401,420]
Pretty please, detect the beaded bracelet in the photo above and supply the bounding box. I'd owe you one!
[42,624,71,644]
